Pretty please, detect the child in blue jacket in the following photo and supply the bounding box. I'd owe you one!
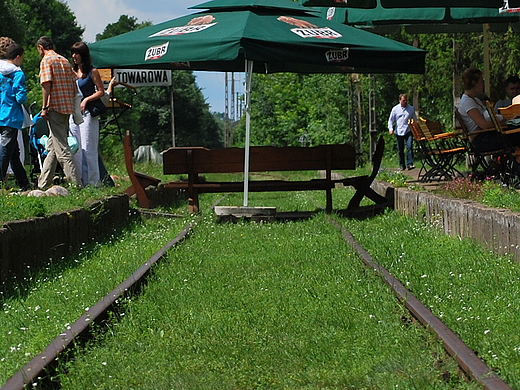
[0,43,30,190]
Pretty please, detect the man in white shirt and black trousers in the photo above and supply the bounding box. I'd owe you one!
[388,93,417,171]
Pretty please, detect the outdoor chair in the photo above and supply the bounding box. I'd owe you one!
[484,101,520,185]
[498,103,520,120]
[454,107,510,182]
[409,118,466,183]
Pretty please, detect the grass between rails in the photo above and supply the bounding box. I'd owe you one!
[58,212,473,390]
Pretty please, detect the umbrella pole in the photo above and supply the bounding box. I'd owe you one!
[243,60,253,207]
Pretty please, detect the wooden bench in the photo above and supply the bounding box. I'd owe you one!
[161,136,388,213]
[124,130,161,208]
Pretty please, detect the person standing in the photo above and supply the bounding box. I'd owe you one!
[0,43,31,190]
[36,36,81,189]
[69,42,105,187]
[388,93,417,170]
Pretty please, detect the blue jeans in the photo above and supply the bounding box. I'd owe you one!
[396,132,413,168]
[0,126,29,188]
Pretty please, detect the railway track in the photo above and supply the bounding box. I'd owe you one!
[1,194,513,390]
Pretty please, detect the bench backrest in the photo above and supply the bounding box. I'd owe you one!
[163,144,356,175]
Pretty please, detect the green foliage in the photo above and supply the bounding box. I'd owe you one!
[0,0,83,113]
[95,15,151,42]
[17,0,83,53]
[0,0,25,43]
[234,73,355,147]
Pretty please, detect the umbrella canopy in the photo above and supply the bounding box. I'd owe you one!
[89,0,426,207]
[322,4,520,34]
[302,0,520,8]
[316,4,517,105]
[89,0,425,74]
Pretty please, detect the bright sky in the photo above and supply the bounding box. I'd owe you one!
[64,0,243,113]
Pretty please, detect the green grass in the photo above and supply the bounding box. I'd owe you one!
[0,216,191,385]
[2,162,520,388]
[58,212,473,390]
[340,210,520,388]
[0,182,122,224]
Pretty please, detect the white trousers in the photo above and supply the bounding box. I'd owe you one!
[69,111,100,187]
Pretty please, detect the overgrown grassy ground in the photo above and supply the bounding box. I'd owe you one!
[2,185,517,389]
[0,216,193,386]
[1,155,519,223]
[58,212,472,390]
[2,160,520,388]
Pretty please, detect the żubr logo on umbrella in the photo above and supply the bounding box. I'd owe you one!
[145,42,169,61]
[278,16,342,39]
[150,15,217,37]
[326,48,349,62]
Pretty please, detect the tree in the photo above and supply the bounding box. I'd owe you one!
[234,73,356,147]
[0,0,25,43]
[18,0,83,53]
[96,15,151,42]
[0,0,84,113]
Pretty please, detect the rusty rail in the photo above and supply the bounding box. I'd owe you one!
[329,218,512,390]
[2,218,195,390]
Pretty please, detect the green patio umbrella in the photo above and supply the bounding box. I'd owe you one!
[320,4,520,34]
[90,0,425,74]
[314,3,520,107]
[89,0,426,207]
[302,0,520,8]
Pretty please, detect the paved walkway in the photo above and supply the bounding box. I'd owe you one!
[387,165,452,192]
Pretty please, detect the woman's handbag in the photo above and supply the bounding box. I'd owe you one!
[86,98,107,117]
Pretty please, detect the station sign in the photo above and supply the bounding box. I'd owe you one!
[99,68,172,87]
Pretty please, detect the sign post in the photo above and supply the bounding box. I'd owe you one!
[99,69,175,145]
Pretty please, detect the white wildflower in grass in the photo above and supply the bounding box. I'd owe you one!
[484,329,490,335]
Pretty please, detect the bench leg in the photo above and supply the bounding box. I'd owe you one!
[347,180,388,210]
[188,189,199,213]
[326,188,332,214]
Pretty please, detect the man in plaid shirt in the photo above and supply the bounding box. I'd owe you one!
[37,36,81,189]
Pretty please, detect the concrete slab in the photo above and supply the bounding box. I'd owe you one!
[214,206,277,223]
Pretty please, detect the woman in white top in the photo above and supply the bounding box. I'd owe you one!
[458,67,520,153]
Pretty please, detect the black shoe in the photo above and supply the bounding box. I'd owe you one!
[407,165,415,170]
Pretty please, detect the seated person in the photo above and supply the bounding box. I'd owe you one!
[458,68,520,154]
[494,75,520,111]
